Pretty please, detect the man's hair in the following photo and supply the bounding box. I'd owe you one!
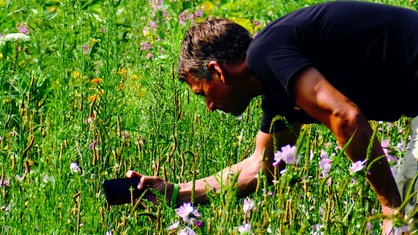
[178,17,252,81]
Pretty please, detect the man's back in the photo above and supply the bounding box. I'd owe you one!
[248,1,418,122]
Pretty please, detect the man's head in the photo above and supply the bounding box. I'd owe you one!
[178,17,257,115]
[178,17,252,82]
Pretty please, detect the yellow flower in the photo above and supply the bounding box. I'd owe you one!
[72,70,80,78]
[131,74,138,80]
[118,68,127,75]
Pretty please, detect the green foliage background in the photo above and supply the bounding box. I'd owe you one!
[0,0,415,234]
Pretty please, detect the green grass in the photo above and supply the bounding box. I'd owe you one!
[0,0,415,234]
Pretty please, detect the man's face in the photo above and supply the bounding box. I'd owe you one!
[184,73,251,116]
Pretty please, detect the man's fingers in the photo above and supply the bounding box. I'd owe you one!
[126,170,142,178]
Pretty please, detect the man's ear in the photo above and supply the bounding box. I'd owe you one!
[208,61,226,83]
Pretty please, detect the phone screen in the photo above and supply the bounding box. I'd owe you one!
[103,177,142,205]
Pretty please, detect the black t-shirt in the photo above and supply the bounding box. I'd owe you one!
[247,1,418,133]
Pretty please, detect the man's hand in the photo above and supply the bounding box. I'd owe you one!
[126,170,176,205]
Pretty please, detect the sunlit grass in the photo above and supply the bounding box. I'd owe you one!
[0,0,415,234]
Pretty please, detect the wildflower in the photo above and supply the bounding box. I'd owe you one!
[392,224,409,235]
[91,78,103,84]
[70,162,82,173]
[176,202,201,223]
[167,222,179,230]
[179,227,196,235]
[122,131,130,139]
[17,25,30,34]
[72,70,80,78]
[312,224,324,235]
[147,53,153,59]
[396,140,405,151]
[243,197,255,214]
[349,160,367,173]
[195,9,203,18]
[188,13,194,22]
[141,42,152,51]
[0,178,10,187]
[89,140,98,150]
[238,223,252,233]
[0,33,30,46]
[179,11,186,25]
[82,44,90,54]
[149,21,157,30]
[273,145,300,166]
[105,230,113,235]
[319,150,332,178]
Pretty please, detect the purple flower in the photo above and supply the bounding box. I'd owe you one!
[89,140,97,150]
[17,25,29,34]
[179,11,186,25]
[195,9,203,18]
[349,160,367,173]
[238,223,252,233]
[243,198,255,213]
[188,13,194,22]
[176,203,200,223]
[273,145,299,166]
[147,53,153,59]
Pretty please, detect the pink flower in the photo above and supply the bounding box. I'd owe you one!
[273,145,299,166]
[147,53,153,59]
[17,25,29,34]
[179,11,186,25]
[319,150,332,178]
[149,21,157,30]
[141,42,152,51]
[176,203,200,223]
[349,160,367,173]
[195,9,203,18]
[243,198,255,213]
[179,227,196,235]
[167,222,179,230]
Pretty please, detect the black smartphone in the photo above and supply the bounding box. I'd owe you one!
[103,177,143,205]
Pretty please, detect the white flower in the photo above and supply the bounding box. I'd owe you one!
[70,162,81,173]
[238,223,252,233]
[0,33,30,46]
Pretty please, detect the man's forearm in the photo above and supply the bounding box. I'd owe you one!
[177,154,264,204]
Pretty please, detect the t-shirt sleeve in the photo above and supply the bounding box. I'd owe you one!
[248,26,314,95]
[260,111,288,133]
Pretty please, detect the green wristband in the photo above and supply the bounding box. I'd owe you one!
[171,183,179,207]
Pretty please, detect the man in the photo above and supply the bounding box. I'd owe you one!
[128,1,418,234]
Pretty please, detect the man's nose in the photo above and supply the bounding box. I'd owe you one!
[205,98,216,112]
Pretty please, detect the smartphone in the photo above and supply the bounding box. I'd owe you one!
[103,177,143,205]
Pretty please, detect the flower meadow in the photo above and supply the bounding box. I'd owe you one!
[0,0,417,234]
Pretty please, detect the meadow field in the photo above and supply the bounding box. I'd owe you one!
[1,0,417,234]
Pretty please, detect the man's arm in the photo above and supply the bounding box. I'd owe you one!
[177,126,299,204]
[291,67,401,210]
[129,126,299,205]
